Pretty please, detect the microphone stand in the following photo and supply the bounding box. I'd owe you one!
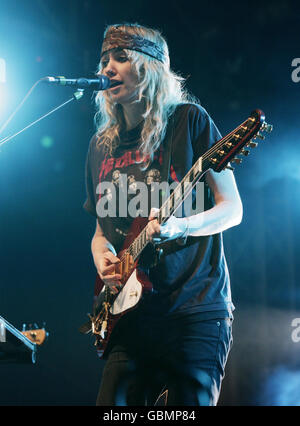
[0,88,85,148]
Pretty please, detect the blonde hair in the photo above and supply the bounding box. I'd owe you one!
[94,23,196,166]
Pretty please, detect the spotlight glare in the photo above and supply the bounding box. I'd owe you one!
[0,58,6,83]
[40,135,54,149]
[262,367,300,406]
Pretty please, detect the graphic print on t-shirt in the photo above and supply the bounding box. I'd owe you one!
[96,146,165,219]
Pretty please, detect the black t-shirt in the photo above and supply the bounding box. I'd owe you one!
[84,103,234,319]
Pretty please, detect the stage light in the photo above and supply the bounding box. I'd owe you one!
[0,59,7,119]
[40,135,54,149]
[0,58,6,83]
[262,366,300,406]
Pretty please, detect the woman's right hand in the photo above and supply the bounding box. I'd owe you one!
[95,251,122,294]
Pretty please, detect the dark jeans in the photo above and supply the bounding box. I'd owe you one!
[96,309,233,406]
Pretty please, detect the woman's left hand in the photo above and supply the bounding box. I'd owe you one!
[146,207,188,243]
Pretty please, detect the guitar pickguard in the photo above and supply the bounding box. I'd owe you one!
[109,269,143,315]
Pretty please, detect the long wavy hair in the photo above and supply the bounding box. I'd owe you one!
[94,23,196,167]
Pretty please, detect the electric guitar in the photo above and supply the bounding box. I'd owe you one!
[81,109,273,358]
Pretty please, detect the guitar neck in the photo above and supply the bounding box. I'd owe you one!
[123,155,215,262]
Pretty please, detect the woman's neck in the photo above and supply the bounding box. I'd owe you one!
[121,100,145,131]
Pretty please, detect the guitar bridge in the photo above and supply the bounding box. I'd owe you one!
[88,299,111,342]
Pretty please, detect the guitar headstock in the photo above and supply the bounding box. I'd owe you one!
[21,323,48,346]
[208,109,273,172]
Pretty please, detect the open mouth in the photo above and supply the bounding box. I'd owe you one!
[109,80,123,89]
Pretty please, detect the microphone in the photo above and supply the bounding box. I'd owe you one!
[43,75,111,90]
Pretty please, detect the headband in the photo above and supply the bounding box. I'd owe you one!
[101,29,165,63]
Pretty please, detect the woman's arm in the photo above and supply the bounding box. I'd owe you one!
[147,168,243,240]
[187,168,243,236]
[91,221,121,291]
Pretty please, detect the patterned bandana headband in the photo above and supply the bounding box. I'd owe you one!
[101,29,166,63]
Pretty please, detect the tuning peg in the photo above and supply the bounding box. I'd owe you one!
[248,141,258,148]
[255,132,265,140]
[241,149,250,156]
[232,157,243,164]
[225,165,235,171]
[262,122,273,133]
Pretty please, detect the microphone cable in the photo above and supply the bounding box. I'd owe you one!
[0,77,84,148]
[0,77,48,136]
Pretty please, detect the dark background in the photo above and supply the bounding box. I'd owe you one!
[0,0,299,406]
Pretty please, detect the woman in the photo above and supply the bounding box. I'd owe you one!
[84,23,243,406]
